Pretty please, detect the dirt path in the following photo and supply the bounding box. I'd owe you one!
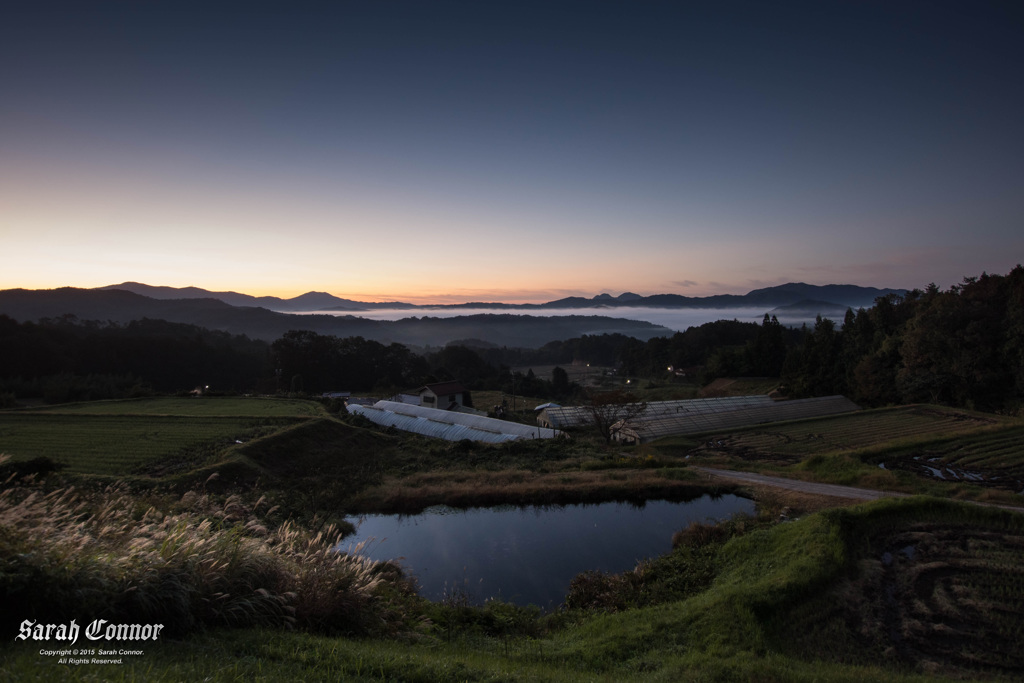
[691,466,910,501]
[692,466,1024,512]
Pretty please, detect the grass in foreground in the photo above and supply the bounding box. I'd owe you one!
[0,469,418,641]
[3,396,1023,680]
[3,494,1021,682]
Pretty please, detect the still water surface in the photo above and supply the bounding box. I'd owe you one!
[342,495,754,608]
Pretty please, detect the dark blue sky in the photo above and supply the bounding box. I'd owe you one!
[2,1,1022,302]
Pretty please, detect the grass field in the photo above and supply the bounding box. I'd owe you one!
[700,376,782,397]
[704,405,1005,461]
[23,396,329,417]
[0,397,325,476]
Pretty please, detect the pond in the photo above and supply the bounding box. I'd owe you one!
[341,494,754,609]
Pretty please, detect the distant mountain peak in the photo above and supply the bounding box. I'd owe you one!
[94,282,416,312]
[592,292,643,302]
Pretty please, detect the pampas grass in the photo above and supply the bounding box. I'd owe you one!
[0,455,415,637]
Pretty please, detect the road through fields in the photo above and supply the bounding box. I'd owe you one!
[691,466,907,501]
[691,466,1024,513]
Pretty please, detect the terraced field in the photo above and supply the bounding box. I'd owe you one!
[708,405,1004,463]
[872,426,1024,494]
[687,405,1024,497]
[783,506,1024,678]
[0,397,323,475]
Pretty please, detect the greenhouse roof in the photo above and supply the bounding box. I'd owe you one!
[537,395,776,429]
[348,400,562,443]
[613,395,861,443]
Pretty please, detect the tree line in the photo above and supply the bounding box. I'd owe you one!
[2,266,1021,413]
[782,267,1024,413]
[0,316,268,404]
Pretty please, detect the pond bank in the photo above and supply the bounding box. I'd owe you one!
[343,466,738,514]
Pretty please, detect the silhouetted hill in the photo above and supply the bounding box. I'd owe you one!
[97,281,903,311]
[0,288,671,347]
[527,284,901,310]
[99,282,416,311]
[742,283,902,308]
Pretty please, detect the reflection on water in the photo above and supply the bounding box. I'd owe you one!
[342,495,754,608]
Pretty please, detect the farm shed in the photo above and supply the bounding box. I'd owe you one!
[536,395,776,430]
[321,391,351,400]
[416,381,470,410]
[348,400,562,443]
[611,395,861,444]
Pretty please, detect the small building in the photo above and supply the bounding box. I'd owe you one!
[321,391,351,400]
[416,381,470,411]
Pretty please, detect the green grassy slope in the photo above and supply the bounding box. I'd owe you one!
[0,397,326,476]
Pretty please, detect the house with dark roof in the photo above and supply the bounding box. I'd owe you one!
[416,381,470,411]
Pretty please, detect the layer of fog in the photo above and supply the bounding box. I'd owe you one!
[295,307,832,333]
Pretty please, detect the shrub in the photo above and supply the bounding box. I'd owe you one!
[672,520,729,549]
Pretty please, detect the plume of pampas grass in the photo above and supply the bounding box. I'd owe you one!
[0,458,414,636]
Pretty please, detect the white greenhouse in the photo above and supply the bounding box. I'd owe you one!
[348,400,562,443]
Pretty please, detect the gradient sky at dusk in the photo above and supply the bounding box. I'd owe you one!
[2,1,1022,304]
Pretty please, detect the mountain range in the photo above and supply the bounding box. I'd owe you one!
[98,281,903,312]
[0,287,669,348]
[95,283,417,311]
[0,282,904,348]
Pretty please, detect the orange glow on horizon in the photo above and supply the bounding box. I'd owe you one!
[0,276,742,305]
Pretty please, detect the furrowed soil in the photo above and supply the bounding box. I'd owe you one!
[782,514,1024,679]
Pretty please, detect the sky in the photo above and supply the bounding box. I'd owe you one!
[2,1,1022,304]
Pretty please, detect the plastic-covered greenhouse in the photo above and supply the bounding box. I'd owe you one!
[611,395,861,444]
[348,400,562,443]
[536,395,776,429]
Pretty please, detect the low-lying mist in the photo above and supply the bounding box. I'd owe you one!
[296,306,831,332]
